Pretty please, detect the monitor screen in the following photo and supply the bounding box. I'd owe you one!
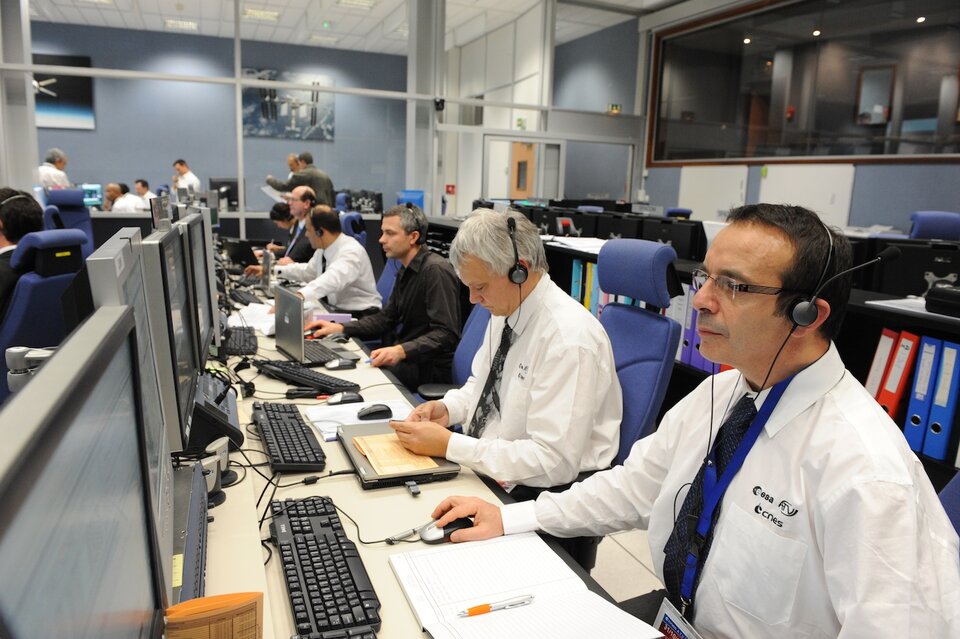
[197,192,220,228]
[81,183,103,208]
[162,229,201,435]
[0,306,165,638]
[208,177,239,211]
[149,195,169,229]
[179,214,214,365]
[85,230,176,600]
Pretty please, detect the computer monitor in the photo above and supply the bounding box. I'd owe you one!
[208,177,239,212]
[142,224,202,452]
[197,191,221,229]
[0,305,166,638]
[176,187,189,204]
[178,213,215,362]
[149,193,170,229]
[85,229,176,601]
[81,182,103,208]
[871,238,960,297]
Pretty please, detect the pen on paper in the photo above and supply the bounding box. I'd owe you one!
[457,594,534,617]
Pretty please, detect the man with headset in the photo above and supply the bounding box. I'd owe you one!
[308,203,460,391]
[0,189,44,320]
[427,204,959,637]
[389,209,622,569]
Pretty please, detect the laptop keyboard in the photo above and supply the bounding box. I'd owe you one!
[252,402,326,473]
[230,288,262,306]
[269,497,381,639]
[304,340,341,364]
[254,360,360,394]
[222,326,259,356]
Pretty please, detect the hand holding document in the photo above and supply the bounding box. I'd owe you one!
[260,185,285,203]
[352,432,438,476]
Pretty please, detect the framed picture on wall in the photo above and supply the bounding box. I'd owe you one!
[32,54,95,130]
[241,68,334,141]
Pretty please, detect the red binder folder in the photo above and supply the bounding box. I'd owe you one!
[865,328,899,398]
[877,331,920,420]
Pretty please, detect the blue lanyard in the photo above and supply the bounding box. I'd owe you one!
[679,375,794,611]
[285,224,303,257]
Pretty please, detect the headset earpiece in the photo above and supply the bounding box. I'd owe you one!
[789,220,835,328]
[506,217,528,285]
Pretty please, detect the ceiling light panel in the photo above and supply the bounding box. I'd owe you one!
[242,7,280,21]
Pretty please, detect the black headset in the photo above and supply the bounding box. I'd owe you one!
[506,216,528,285]
[788,220,834,327]
[0,193,31,211]
[403,202,428,245]
[301,191,317,207]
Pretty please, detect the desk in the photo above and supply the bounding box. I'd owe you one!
[199,323,613,638]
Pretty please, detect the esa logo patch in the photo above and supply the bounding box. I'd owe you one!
[752,485,799,528]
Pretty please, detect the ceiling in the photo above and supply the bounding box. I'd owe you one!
[27,0,671,56]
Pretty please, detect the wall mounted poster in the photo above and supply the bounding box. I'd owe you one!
[32,54,95,130]
[241,68,334,141]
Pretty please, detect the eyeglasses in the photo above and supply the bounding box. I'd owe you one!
[691,268,793,301]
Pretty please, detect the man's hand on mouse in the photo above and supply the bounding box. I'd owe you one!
[405,400,450,427]
[390,420,451,458]
[369,344,405,368]
[306,319,344,338]
[431,496,503,543]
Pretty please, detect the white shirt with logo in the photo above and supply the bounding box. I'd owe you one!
[502,343,960,637]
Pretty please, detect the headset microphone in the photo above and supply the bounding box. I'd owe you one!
[791,245,901,327]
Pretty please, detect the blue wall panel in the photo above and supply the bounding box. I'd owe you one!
[553,19,638,114]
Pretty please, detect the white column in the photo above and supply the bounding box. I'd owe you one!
[0,0,39,189]
[405,0,444,215]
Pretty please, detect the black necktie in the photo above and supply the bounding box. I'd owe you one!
[662,394,757,610]
[468,323,514,439]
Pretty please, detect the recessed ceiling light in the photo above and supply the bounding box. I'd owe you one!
[916,16,926,23]
[165,19,198,31]
[243,8,280,21]
[310,34,339,45]
[336,0,376,9]
[743,37,751,44]
[812,29,821,36]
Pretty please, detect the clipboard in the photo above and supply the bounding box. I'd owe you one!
[338,422,460,490]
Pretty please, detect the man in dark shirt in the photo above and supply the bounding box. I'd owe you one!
[265,151,335,207]
[308,203,461,391]
[265,201,312,262]
[0,188,44,320]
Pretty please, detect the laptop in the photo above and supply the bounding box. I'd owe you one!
[274,286,358,366]
[223,237,259,266]
[338,422,460,490]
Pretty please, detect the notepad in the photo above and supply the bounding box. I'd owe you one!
[352,432,438,476]
[389,533,661,639]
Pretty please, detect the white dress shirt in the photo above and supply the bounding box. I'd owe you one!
[110,192,143,212]
[177,170,201,192]
[275,233,381,312]
[442,275,622,488]
[501,343,960,637]
[37,163,69,189]
[140,191,157,209]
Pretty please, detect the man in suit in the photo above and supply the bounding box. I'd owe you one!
[266,151,335,207]
[0,189,44,320]
[264,201,311,262]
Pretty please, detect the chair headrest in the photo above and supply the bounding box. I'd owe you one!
[44,189,86,207]
[11,229,88,271]
[598,239,677,307]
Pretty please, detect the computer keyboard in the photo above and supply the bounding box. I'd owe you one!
[238,275,260,288]
[270,497,381,639]
[230,288,262,306]
[254,360,360,394]
[304,340,341,364]
[252,402,326,473]
[222,326,259,356]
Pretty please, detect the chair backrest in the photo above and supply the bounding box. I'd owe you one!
[939,472,960,536]
[377,258,402,303]
[335,191,351,212]
[909,210,960,241]
[43,189,94,258]
[666,207,692,219]
[339,211,367,247]
[452,304,491,386]
[397,189,425,210]
[597,239,682,465]
[577,205,604,214]
[0,229,88,403]
[42,205,64,229]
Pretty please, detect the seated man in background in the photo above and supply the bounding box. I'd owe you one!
[274,206,381,317]
[429,204,960,638]
[264,201,312,261]
[389,209,622,568]
[134,179,155,207]
[308,203,461,391]
[105,183,141,212]
[0,189,44,319]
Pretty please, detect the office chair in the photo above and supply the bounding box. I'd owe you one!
[909,211,960,241]
[339,211,367,247]
[417,303,492,400]
[335,192,351,212]
[44,189,94,258]
[577,205,604,214]
[940,472,960,536]
[0,229,88,403]
[665,207,692,219]
[376,258,402,303]
[42,205,65,229]
[397,190,425,211]
[597,239,682,464]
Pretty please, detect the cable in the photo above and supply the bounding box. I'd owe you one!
[332,500,420,546]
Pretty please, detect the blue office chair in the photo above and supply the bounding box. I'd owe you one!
[577,205,604,214]
[42,205,65,229]
[397,190,425,210]
[909,211,960,241]
[377,258,402,303]
[335,192,351,212]
[0,229,88,403]
[666,207,692,219]
[417,303,492,400]
[340,211,367,247]
[940,472,960,536]
[44,189,94,258]
[597,239,682,465]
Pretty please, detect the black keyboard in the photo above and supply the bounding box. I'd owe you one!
[238,275,260,287]
[252,402,326,472]
[230,288,262,306]
[223,326,259,356]
[270,497,381,639]
[304,340,341,364]
[254,360,360,394]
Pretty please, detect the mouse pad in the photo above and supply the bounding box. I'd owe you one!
[338,422,460,490]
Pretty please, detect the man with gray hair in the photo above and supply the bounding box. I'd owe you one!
[308,203,460,390]
[389,209,622,568]
[37,148,70,189]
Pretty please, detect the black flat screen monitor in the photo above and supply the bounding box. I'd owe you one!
[0,305,166,638]
[641,218,707,261]
[209,177,239,211]
[871,238,960,297]
[178,214,214,366]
